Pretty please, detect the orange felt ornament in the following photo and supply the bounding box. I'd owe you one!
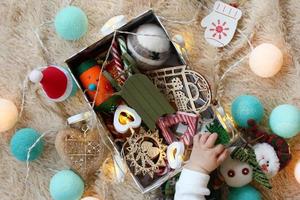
[78,60,114,107]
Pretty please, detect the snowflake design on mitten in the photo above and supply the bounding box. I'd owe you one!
[209,19,230,40]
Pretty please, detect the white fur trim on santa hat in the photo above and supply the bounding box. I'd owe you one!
[29,69,43,83]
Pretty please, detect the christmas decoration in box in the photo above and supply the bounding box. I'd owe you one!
[65,10,231,193]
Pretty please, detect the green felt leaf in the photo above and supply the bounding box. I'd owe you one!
[120,74,175,130]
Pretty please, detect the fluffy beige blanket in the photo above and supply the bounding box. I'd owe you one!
[0,0,299,199]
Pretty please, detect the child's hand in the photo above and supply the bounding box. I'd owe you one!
[185,133,229,174]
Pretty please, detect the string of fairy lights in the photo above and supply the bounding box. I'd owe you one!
[1,0,299,200]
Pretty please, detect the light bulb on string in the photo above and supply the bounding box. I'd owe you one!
[249,43,283,78]
[81,197,100,200]
[0,98,18,132]
[295,161,300,184]
[100,15,127,36]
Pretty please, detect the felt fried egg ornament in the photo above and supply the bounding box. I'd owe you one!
[220,147,253,187]
[253,143,280,178]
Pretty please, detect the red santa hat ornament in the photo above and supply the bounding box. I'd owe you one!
[29,66,77,102]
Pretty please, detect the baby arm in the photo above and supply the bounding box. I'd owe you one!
[174,133,229,200]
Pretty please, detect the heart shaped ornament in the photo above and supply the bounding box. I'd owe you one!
[55,128,106,181]
[113,105,142,134]
[141,141,160,159]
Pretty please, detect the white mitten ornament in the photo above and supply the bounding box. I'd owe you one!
[201,1,242,47]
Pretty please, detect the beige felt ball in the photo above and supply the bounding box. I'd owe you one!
[249,43,283,78]
[0,98,18,132]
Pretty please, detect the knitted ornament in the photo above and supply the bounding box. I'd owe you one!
[49,170,84,200]
[29,66,77,102]
[0,98,18,132]
[10,128,44,161]
[54,6,88,40]
[231,95,264,128]
[269,104,300,138]
[247,120,291,172]
[228,185,262,200]
[127,23,171,70]
[76,59,118,112]
[220,147,253,187]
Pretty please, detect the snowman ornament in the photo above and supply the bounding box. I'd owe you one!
[246,119,292,178]
[201,1,242,47]
[253,143,280,178]
[220,147,253,187]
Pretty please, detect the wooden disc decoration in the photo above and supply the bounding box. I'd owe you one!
[55,128,105,181]
[146,65,211,114]
[125,128,167,178]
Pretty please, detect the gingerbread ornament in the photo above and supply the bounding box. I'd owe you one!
[55,128,105,181]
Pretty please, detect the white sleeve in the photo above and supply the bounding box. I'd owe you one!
[174,168,210,200]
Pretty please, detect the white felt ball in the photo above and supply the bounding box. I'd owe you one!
[249,43,283,78]
[29,69,43,83]
[220,147,253,187]
[0,98,18,132]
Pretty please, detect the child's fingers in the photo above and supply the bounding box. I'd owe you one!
[214,144,225,155]
[205,133,218,148]
[193,134,201,144]
[217,149,229,165]
[199,133,210,144]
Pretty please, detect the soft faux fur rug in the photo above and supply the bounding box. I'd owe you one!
[0,0,300,199]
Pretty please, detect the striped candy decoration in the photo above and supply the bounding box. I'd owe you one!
[157,111,199,146]
[117,36,132,75]
[111,39,126,83]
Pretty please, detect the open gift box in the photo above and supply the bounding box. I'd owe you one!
[65,10,232,193]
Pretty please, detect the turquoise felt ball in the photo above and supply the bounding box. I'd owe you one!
[231,95,264,128]
[54,6,88,40]
[228,185,261,200]
[50,170,84,200]
[10,128,44,161]
[269,104,300,138]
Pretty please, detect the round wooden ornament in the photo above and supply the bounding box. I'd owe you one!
[124,128,167,178]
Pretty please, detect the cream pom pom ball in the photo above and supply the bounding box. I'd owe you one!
[249,43,283,78]
[0,98,18,132]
